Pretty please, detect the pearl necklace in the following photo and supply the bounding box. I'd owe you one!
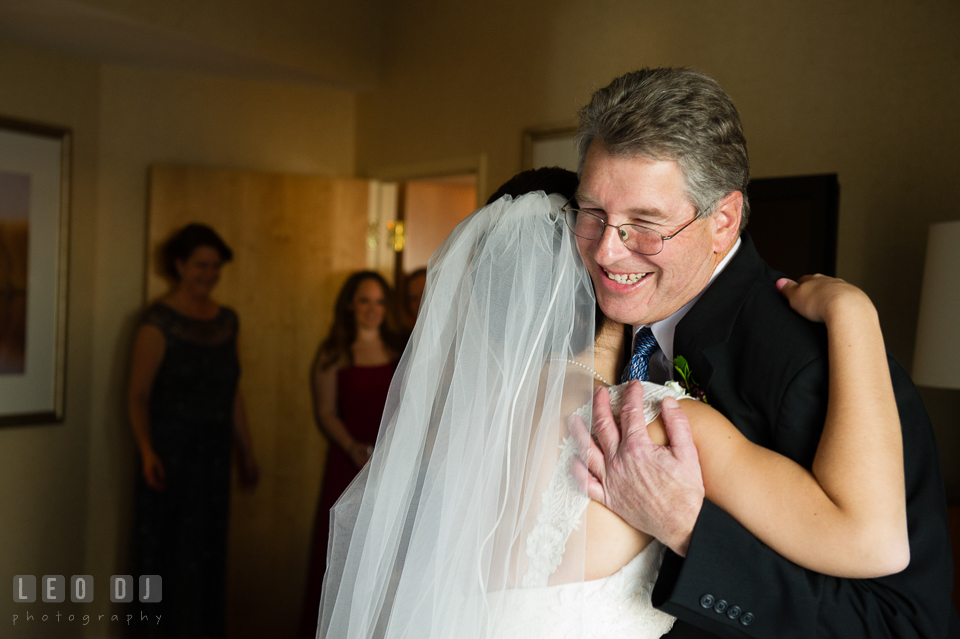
[551,358,611,386]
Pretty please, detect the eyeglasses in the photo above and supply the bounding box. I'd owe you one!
[561,200,703,256]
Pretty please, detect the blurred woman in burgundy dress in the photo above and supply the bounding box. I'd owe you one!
[298,271,405,638]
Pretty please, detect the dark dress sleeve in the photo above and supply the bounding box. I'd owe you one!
[140,302,170,332]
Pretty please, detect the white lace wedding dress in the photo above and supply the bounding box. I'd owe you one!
[490,381,685,639]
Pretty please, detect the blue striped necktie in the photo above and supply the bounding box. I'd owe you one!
[622,326,659,382]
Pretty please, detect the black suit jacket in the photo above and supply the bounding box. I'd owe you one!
[651,233,957,638]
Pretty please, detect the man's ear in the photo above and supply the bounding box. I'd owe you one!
[709,191,743,254]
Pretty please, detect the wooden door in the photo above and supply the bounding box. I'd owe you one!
[401,176,477,272]
[147,165,370,639]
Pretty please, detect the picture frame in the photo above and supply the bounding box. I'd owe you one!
[0,116,71,425]
[522,123,578,172]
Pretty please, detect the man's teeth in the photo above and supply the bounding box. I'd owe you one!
[604,270,646,285]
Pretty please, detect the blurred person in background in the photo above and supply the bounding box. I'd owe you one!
[128,222,259,639]
[399,267,427,334]
[298,270,405,639]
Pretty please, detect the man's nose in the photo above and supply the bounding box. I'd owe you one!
[593,224,631,263]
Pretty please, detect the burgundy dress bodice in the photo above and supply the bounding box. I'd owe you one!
[335,362,396,446]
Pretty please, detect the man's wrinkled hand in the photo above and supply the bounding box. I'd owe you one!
[570,381,704,556]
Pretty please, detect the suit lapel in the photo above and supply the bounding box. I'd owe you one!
[673,233,766,391]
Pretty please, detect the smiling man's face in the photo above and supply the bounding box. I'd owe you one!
[575,142,741,327]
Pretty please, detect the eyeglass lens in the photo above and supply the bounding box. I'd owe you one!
[565,208,662,255]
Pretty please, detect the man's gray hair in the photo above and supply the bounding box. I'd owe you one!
[576,68,751,230]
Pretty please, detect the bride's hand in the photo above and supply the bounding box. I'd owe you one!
[776,274,875,324]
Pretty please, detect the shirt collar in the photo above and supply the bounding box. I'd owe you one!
[633,237,742,362]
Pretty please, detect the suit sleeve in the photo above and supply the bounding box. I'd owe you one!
[651,355,956,639]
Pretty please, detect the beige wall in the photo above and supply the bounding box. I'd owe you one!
[0,36,355,637]
[0,38,101,637]
[71,0,384,88]
[357,0,960,497]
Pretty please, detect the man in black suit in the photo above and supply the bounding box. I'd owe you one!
[572,68,957,637]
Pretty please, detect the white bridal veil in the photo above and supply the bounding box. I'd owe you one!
[318,192,597,638]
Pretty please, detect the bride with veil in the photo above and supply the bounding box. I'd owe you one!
[315,180,906,638]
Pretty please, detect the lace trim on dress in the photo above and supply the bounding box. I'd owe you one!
[143,303,238,347]
[522,381,690,588]
[522,430,591,588]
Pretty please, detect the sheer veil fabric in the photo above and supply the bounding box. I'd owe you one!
[318,193,598,638]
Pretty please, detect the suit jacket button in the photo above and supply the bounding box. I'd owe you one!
[713,599,728,614]
[726,605,741,620]
[699,594,715,609]
[740,612,755,626]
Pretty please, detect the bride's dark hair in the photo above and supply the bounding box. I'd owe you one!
[486,166,579,205]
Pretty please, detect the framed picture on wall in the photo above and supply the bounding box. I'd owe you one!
[0,116,71,425]
[522,124,578,172]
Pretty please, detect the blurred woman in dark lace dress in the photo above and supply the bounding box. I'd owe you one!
[127,223,259,639]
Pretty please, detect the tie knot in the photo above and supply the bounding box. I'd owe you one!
[622,327,659,382]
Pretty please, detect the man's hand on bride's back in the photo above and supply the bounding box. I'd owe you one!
[569,381,704,557]
[777,274,876,324]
